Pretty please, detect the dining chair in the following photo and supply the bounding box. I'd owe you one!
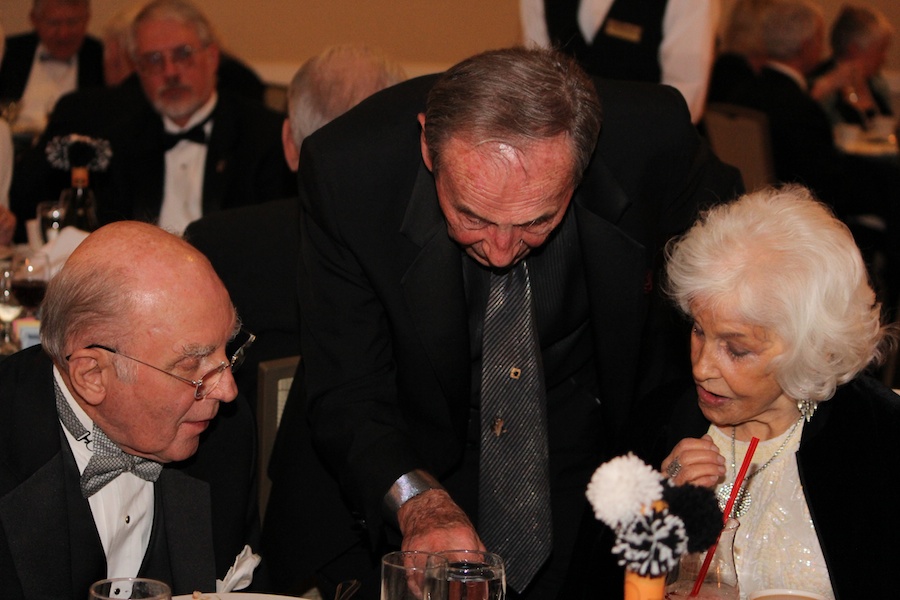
[257,354,301,520]
[704,103,777,192]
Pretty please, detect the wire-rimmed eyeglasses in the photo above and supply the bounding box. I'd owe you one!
[136,43,208,76]
[66,329,256,400]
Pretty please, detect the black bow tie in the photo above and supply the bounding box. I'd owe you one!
[161,117,212,151]
[39,52,73,64]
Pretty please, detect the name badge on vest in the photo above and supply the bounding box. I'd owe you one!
[603,19,643,44]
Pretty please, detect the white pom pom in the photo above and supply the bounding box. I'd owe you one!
[585,453,664,527]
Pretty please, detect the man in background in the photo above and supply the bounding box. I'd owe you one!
[0,0,103,133]
[185,44,406,410]
[10,0,293,241]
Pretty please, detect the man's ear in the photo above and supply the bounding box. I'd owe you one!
[418,113,433,172]
[65,348,112,407]
[282,118,300,172]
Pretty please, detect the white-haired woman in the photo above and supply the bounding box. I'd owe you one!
[656,185,899,599]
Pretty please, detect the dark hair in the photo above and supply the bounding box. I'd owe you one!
[423,47,601,186]
[831,5,893,59]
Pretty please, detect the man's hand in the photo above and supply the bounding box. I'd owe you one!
[397,489,485,553]
[0,206,16,247]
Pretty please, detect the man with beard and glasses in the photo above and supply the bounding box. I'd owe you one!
[9,0,294,242]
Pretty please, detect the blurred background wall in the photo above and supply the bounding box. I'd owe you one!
[2,0,898,84]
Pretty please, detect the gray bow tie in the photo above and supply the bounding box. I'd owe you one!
[54,378,162,498]
[79,428,163,497]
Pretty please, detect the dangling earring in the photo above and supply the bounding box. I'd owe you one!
[797,398,817,422]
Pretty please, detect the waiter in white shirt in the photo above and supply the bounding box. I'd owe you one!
[520,0,720,123]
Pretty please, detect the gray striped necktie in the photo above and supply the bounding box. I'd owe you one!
[478,261,552,593]
[54,379,162,498]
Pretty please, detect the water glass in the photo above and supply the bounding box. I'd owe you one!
[88,577,171,599]
[382,550,449,600]
[37,201,66,244]
[0,260,22,355]
[437,550,506,600]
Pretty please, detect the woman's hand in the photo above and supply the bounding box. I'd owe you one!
[661,435,725,489]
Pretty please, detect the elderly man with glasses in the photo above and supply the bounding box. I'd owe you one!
[0,221,262,598]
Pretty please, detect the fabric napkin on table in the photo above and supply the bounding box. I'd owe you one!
[216,544,261,592]
[41,226,89,276]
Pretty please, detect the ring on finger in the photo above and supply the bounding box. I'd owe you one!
[666,456,682,479]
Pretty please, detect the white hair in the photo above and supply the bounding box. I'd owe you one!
[665,185,891,402]
[287,44,406,145]
[761,0,824,61]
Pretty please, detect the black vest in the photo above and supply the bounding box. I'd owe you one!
[543,0,668,83]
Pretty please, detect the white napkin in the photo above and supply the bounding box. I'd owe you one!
[216,544,261,593]
[40,226,88,276]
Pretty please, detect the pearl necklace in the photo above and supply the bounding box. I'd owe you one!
[716,417,803,519]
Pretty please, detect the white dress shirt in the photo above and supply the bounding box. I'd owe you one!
[17,43,78,133]
[158,93,217,235]
[54,367,155,579]
[519,0,721,123]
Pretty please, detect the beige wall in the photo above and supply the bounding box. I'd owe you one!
[2,0,898,82]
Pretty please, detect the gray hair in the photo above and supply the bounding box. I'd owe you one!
[831,4,894,58]
[761,0,824,62]
[127,0,218,59]
[722,0,776,56]
[422,47,601,187]
[665,185,891,403]
[288,44,407,145]
[40,261,138,372]
[33,0,89,16]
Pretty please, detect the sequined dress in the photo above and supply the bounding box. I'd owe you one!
[708,424,834,599]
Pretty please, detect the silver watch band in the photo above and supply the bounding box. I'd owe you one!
[383,469,444,516]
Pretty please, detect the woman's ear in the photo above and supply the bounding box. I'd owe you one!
[65,348,112,407]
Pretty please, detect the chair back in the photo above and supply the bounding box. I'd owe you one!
[257,355,301,520]
[704,103,776,192]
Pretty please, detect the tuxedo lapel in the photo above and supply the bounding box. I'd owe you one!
[147,469,217,594]
[0,439,105,599]
[574,163,648,437]
[115,111,166,223]
[203,99,235,213]
[399,164,471,433]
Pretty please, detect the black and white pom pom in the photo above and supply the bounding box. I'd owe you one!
[611,508,688,577]
[662,481,723,552]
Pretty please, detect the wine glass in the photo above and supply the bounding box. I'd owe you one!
[382,550,449,600]
[88,577,171,599]
[0,260,23,355]
[10,250,51,318]
[437,550,506,600]
[37,200,66,244]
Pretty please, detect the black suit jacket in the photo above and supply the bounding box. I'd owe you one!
[0,32,104,101]
[262,74,741,594]
[10,79,296,241]
[637,376,900,600]
[184,198,302,410]
[0,346,261,598]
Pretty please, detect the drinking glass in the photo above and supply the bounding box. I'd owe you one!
[382,550,449,600]
[37,200,66,244]
[10,249,51,317]
[0,260,22,355]
[665,518,740,599]
[88,577,171,599]
[437,550,506,600]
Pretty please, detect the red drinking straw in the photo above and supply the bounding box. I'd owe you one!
[689,436,759,597]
